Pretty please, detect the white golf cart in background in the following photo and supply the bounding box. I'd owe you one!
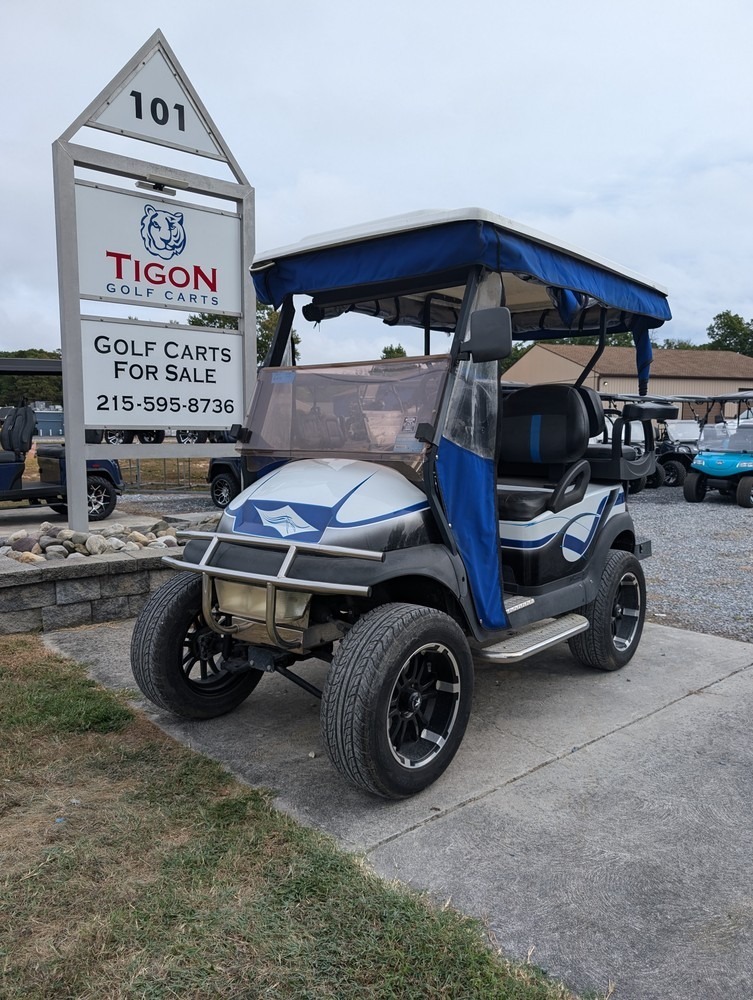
[131,208,675,798]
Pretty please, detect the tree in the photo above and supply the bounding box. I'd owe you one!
[706,311,753,356]
[656,338,706,350]
[188,305,299,365]
[381,344,406,359]
[0,349,64,407]
[498,342,531,375]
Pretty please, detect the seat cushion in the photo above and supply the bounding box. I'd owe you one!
[497,489,551,521]
[499,384,590,466]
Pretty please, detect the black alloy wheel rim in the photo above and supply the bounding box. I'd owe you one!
[612,572,642,652]
[182,613,238,693]
[387,642,461,769]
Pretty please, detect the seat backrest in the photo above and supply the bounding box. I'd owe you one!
[0,404,36,454]
[575,386,606,439]
[498,384,590,469]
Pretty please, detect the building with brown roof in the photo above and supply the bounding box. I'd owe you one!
[504,345,753,416]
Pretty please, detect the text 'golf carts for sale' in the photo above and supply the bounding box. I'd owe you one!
[131,208,675,798]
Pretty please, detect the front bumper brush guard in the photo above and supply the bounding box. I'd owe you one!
[163,529,384,649]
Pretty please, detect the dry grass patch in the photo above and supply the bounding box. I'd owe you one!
[1,635,590,1000]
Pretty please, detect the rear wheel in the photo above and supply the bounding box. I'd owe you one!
[662,459,686,487]
[683,471,706,503]
[210,471,240,509]
[176,429,208,444]
[137,430,166,444]
[103,429,134,445]
[646,464,666,489]
[628,476,646,495]
[736,475,753,508]
[321,603,473,798]
[87,475,117,520]
[131,572,263,718]
[569,550,646,671]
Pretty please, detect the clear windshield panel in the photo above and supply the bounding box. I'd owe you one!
[242,356,451,471]
[663,420,700,444]
[698,422,731,450]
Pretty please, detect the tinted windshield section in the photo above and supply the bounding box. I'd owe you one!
[242,356,450,471]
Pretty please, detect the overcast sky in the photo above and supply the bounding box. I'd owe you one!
[3,0,753,363]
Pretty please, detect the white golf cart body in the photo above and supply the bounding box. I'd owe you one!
[135,208,674,798]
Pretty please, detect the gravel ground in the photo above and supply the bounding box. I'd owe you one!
[116,485,752,644]
[630,485,753,643]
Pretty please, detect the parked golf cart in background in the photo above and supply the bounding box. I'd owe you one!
[0,403,122,520]
[131,208,674,799]
[683,392,753,507]
[654,416,700,486]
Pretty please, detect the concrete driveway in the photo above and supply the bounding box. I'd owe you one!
[44,616,753,999]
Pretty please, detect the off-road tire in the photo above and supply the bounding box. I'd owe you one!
[320,603,473,799]
[646,464,666,489]
[87,476,117,521]
[568,550,646,671]
[662,459,686,487]
[683,471,706,503]
[130,572,263,718]
[210,471,241,509]
[736,475,753,508]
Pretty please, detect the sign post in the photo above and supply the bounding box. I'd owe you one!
[53,30,254,530]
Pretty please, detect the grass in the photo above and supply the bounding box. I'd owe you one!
[0,635,591,1000]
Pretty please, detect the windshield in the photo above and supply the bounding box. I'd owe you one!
[699,421,753,452]
[241,356,450,472]
[663,420,700,444]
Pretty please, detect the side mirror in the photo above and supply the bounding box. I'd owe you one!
[462,307,513,363]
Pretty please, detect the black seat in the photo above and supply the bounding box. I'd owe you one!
[497,384,591,520]
[0,404,36,456]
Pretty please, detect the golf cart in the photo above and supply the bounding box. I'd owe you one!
[0,402,122,520]
[683,392,753,506]
[131,208,675,798]
[655,416,700,486]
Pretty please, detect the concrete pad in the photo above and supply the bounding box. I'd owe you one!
[44,620,753,999]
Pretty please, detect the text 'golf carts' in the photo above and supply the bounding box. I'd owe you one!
[132,209,675,798]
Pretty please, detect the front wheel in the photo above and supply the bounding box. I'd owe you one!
[321,603,473,798]
[210,471,240,509]
[662,459,686,487]
[628,476,647,495]
[683,471,706,503]
[130,572,263,718]
[568,550,646,671]
[176,429,208,444]
[87,476,117,520]
[736,475,753,508]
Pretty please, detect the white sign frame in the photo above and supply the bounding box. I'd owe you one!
[54,30,255,530]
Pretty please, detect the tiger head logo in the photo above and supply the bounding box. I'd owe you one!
[140,204,187,260]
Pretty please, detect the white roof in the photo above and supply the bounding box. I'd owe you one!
[252,207,668,295]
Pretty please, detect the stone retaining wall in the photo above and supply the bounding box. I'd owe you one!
[0,548,181,634]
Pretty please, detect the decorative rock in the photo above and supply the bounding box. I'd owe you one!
[7,530,29,543]
[147,539,168,548]
[12,537,36,552]
[70,531,89,546]
[100,524,127,537]
[0,545,10,557]
[74,544,89,555]
[127,531,150,545]
[32,543,43,555]
[45,546,69,560]
[66,552,87,562]
[18,551,47,564]
[123,541,141,552]
[85,534,108,555]
[160,535,178,547]
[57,529,75,541]
[38,535,59,549]
[105,537,126,551]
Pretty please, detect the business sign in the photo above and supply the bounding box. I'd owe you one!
[81,319,243,429]
[76,182,242,314]
[88,47,224,158]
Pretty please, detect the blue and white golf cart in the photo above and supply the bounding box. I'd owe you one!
[131,208,675,798]
[683,392,753,507]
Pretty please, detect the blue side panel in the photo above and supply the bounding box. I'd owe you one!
[436,436,508,630]
[253,219,672,325]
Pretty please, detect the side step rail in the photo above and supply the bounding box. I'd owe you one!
[475,613,589,664]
